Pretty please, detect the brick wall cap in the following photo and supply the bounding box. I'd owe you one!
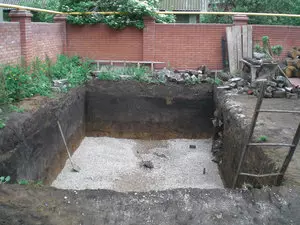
[54,15,68,22]
[9,10,33,18]
[232,14,249,21]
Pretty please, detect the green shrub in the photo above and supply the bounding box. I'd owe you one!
[50,55,93,87]
[0,55,93,105]
[2,59,52,103]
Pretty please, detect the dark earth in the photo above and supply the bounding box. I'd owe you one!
[1,185,300,225]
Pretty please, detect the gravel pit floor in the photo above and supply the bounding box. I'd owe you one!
[52,137,223,191]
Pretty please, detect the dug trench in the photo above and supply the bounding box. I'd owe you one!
[0,80,215,186]
[1,80,300,224]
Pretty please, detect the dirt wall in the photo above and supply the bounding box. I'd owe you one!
[0,87,85,184]
[86,80,214,139]
[214,88,277,188]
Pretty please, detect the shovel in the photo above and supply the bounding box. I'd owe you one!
[57,120,81,172]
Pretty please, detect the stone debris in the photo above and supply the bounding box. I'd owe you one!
[52,79,69,92]
[140,160,154,169]
[218,71,299,99]
[156,66,213,84]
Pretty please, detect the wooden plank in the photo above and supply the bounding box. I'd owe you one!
[239,173,281,178]
[258,110,300,114]
[242,25,248,58]
[247,25,253,58]
[226,26,235,73]
[234,26,242,70]
[277,122,300,185]
[248,143,295,147]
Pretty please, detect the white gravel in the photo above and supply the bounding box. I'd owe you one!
[52,137,223,192]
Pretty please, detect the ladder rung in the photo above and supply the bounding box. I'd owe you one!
[258,109,300,114]
[239,172,282,178]
[248,143,295,147]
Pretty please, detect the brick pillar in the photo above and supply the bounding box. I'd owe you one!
[233,14,249,25]
[54,15,67,54]
[9,10,33,65]
[143,17,156,61]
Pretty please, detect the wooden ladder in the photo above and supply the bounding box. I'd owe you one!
[232,82,300,188]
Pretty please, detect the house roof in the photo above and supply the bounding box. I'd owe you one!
[159,0,209,11]
[0,0,34,9]
[0,0,33,4]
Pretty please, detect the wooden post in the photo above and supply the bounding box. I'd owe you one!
[232,83,266,188]
[276,122,300,185]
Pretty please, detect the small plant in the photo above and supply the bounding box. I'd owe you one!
[17,179,43,187]
[0,119,5,129]
[0,176,11,184]
[9,105,24,113]
[255,36,283,57]
[258,135,268,142]
[18,179,29,185]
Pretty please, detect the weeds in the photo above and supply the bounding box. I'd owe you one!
[97,65,152,82]
[17,179,43,187]
[0,55,93,106]
[9,105,24,113]
[0,176,11,184]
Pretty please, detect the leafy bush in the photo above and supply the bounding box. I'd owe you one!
[49,55,92,87]
[0,55,92,105]
[20,0,60,22]
[61,0,175,29]
[203,0,300,26]
[2,59,52,103]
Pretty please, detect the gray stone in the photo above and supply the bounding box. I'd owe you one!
[237,79,245,87]
[53,79,68,87]
[266,86,275,93]
[183,73,190,80]
[277,83,284,88]
[266,81,277,87]
[253,52,267,59]
[217,86,231,90]
[140,160,154,169]
[276,76,286,83]
[285,87,293,92]
[264,91,273,98]
[272,90,286,98]
[229,77,242,82]
[229,82,237,88]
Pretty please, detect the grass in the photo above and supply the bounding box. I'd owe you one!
[97,65,153,82]
[0,55,93,129]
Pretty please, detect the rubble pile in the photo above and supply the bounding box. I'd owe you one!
[52,79,69,92]
[220,75,297,98]
[157,66,213,84]
[218,50,300,99]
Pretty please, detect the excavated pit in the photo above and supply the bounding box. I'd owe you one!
[0,80,226,191]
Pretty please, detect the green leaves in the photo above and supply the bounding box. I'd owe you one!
[0,55,93,105]
[203,0,300,26]
[61,0,175,29]
[0,176,11,184]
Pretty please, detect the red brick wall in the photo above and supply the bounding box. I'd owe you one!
[31,23,65,61]
[253,25,300,59]
[0,22,21,65]
[154,24,227,69]
[66,24,143,60]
